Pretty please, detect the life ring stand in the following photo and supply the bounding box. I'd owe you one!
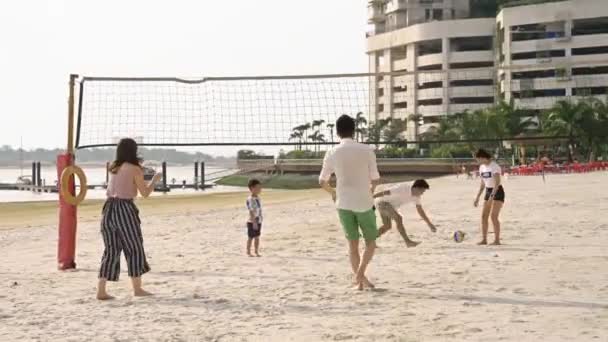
[60,165,87,206]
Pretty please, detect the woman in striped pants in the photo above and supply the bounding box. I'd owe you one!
[97,138,162,300]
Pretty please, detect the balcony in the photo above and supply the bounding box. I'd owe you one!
[368,5,386,23]
[449,68,494,81]
[393,90,409,103]
[449,103,493,114]
[513,97,563,110]
[449,51,493,64]
[418,88,444,101]
[416,72,444,84]
[393,108,409,119]
[386,0,407,13]
[417,104,445,116]
[417,53,443,68]
[449,86,494,98]
[392,58,409,72]
[393,74,416,87]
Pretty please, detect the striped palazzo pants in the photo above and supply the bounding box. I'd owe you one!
[98,198,150,281]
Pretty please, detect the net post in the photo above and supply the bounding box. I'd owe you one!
[36,162,42,188]
[162,162,167,190]
[194,161,199,190]
[67,74,78,154]
[57,74,79,271]
[105,162,110,187]
[200,162,205,190]
[31,162,36,189]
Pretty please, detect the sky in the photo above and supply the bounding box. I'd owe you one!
[0,0,368,155]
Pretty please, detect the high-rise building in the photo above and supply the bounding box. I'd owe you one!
[366,0,608,140]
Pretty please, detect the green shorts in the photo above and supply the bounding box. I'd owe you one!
[337,209,378,241]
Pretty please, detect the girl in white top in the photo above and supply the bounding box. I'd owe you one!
[474,149,505,245]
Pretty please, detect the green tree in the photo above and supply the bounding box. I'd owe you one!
[289,131,303,151]
[382,118,408,143]
[542,100,587,162]
[366,119,390,149]
[308,130,326,153]
[581,98,608,161]
[355,112,368,142]
[326,123,335,143]
[311,120,325,131]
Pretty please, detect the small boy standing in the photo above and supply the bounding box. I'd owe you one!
[373,179,436,247]
[246,179,263,257]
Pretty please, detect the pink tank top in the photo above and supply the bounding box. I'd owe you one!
[106,163,139,199]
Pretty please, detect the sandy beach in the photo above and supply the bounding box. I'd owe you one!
[1,172,607,341]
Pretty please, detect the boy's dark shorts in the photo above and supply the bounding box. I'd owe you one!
[247,220,262,238]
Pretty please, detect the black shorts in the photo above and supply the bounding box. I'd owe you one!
[247,220,262,238]
[484,186,505,202]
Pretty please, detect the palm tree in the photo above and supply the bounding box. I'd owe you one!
[355,112,368,142]
[289,131,303,151]
[580,97,608,161]
[308,131,326,153]
[366,118,390,149]
[542,100,586,162]
[326,123,335,143]
[312,119,325,130]
[382,118,408,143]
[302,123,312,145]
[408,114,423,140]
[494,100,537,137]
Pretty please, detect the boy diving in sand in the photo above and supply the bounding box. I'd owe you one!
[373,179,437,247]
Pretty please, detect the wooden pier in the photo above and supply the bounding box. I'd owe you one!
[0,183,59,193]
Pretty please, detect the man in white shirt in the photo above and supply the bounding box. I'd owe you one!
[319,115,380,290]
[373,179,437,247]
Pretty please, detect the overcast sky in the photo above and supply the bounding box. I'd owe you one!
[0,0,368,154]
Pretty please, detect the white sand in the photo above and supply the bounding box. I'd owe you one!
[1,172,607,341]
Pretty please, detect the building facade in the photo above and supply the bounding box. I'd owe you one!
[366,0,608,140]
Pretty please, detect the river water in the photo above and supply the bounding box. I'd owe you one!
[0,165,244,203]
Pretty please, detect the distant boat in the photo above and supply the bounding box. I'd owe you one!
[16,175,33,185]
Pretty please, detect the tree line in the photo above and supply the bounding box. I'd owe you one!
[0,146,235,166]
[277,97,608,162]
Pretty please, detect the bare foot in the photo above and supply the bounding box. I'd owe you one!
[405,240,421,248]
[134,289,153,297]
[352,281,364,291]
[255,253,261,257]
[362,277,375,289]
[96,293,115,301]
[247,253,254,257]
[477,240,488,245]
[490,241,501,245]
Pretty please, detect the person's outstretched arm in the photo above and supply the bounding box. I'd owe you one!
[373,190,391,199]
[474,180,484,207]
[368,150,381,194]
[416,204,436,232]
[134,168,161,198]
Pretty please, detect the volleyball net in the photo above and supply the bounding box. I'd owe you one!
[75,65,608,148]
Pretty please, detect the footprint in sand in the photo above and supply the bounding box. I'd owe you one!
[513,288,529,295]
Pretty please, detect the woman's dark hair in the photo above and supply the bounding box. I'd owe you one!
[475,149,492,160]
[412,179,430,189]
[109,138,143,174]
[336,115,355,138]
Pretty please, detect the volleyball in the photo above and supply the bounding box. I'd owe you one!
[453,230,466,243]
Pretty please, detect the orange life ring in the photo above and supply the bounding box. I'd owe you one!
[60,165,88,206]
